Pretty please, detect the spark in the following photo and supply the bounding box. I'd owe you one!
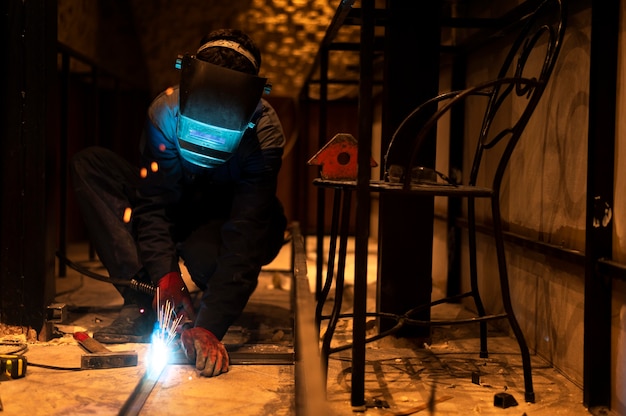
[122,207,132,223]
[148,288,184,373]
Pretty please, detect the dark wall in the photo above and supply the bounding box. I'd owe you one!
[265,95,299,225]
[61,76,150,242]
[294,99,360,235]
[1,0,57,330]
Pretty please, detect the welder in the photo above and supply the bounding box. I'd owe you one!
[70,28,287,377]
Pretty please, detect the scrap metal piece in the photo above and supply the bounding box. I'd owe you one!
[81,352,138,370]
[46,303,68,323]
[471,371,481,385]
[494,392,518,408]
[74,332,138,369]
[365,398,389,409]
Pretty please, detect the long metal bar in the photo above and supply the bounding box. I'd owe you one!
[315,46,329,301]
[597,259,626,283]
[315,188,342,328]
[118,366,166,416]
[321,188,352,378]
[58,51,70,277]
[584,0,618,409]
[168,351,295,366]
[292,222,331,415]
[351,0,375,409]
[456,218,585,266]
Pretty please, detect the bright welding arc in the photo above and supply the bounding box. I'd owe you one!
[155,288,184,349]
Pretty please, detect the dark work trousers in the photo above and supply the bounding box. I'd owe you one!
[70,146,232,309]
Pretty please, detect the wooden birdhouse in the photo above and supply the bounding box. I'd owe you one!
[307,133,378,181]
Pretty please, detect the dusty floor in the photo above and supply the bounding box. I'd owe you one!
[0,239,599,415]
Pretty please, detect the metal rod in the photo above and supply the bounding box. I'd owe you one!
[292,222,331,415]
[351,0,375,409]
[118,365,165,416]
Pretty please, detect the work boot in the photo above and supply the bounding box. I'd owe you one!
[94,305,155,344]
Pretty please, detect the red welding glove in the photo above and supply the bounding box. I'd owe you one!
[154,272,196,328]
[181,327,229,377]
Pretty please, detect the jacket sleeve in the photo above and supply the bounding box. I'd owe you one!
[133,90,184,281]
[194,102,286,339]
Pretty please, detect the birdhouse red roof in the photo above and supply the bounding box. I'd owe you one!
[307,133,378,180]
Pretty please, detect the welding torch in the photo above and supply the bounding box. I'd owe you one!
[57,251,155,292]
[56,252,194,331]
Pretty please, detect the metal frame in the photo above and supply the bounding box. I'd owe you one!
[314,0,567,405]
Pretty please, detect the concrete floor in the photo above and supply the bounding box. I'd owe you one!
[0,239,594,415]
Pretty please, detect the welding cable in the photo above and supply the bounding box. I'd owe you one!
[0,341,28,355]
[56,251,156,295]
[56,251,136,286]
[1,342,82,371]
[55,251,203,299]
[27,361,82,371]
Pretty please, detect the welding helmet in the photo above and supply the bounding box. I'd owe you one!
[175,54,269,168]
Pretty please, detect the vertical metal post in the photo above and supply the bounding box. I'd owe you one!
[446,53,466,297]
[58,51,70,277]
[315,46,329,300]
[351,0,375,409]
[1,0,57,328]
[583,0,618,409]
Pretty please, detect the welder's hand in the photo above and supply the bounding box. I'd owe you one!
[181,327,229,377]
[154,271,196,326]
